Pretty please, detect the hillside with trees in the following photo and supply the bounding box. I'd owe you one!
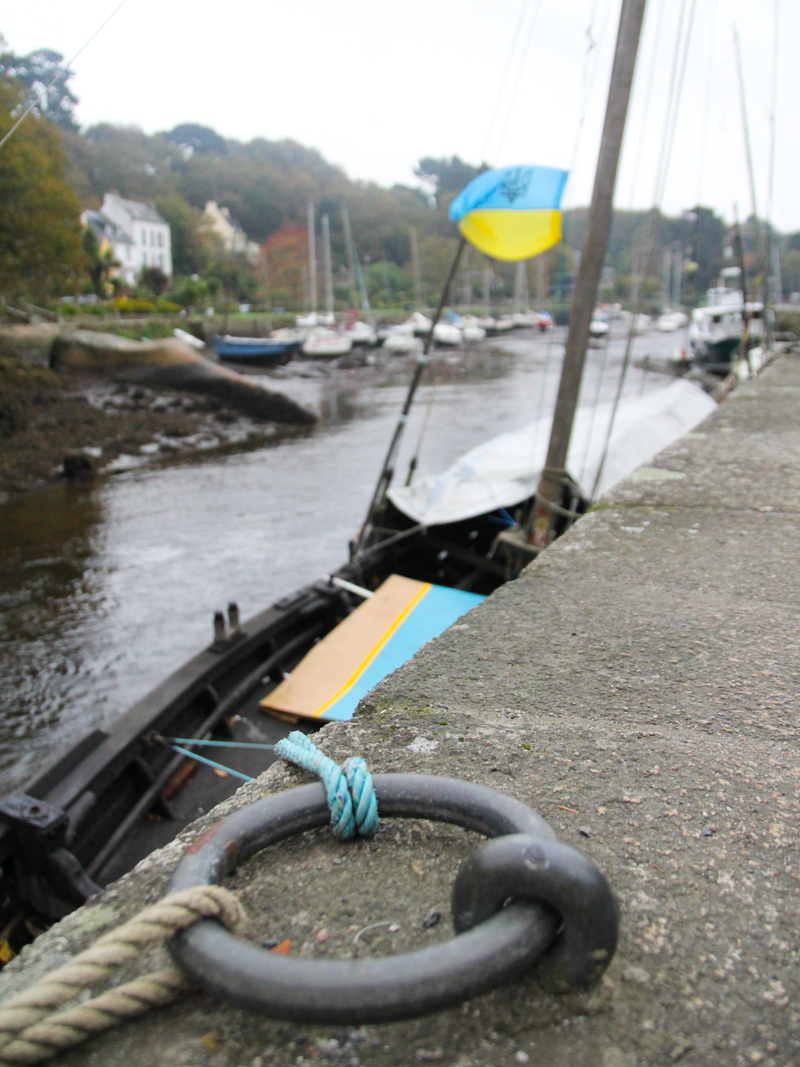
[0,40,793,314]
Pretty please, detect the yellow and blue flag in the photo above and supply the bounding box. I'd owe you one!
[449,165,568,261]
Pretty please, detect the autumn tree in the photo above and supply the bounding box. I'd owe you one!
[0,78,85,301]
[264,224,308,310]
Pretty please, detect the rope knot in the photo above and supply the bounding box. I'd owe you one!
[273,733,379,840]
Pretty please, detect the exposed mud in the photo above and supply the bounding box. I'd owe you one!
[0,358,309,499]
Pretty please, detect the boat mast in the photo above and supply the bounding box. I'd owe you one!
[322,213,334,319]
[341,208,359,310]
[733,29,768,320]
[528,0,647,550]
[410,228,423,308]
[307,201,318,316]
[354,237,467,555]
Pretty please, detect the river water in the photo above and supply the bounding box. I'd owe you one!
[0,326,681,790]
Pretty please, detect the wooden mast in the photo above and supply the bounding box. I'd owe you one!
[527,0,647,550]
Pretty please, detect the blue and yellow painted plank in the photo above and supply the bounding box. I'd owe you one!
[261,575,483,722]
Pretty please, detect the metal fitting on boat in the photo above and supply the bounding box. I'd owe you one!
[227,602,240,634]
[167,775,618,1024]
[213,611,227,643]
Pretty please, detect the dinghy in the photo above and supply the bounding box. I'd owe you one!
[302,328,353,358]
[213,334,299,365]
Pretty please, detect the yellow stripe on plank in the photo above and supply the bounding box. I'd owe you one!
[311,581,430,717]
[261,575,432,722]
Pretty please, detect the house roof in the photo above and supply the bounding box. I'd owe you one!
[82,210,134,245]
[115,197,167,225]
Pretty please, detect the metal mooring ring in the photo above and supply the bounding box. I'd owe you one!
[167,774,618,1024]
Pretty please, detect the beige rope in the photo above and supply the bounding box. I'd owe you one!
[0,884,244,1065]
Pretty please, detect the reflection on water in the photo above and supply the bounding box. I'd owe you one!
[0,485,108,782]
[0,330,678,790]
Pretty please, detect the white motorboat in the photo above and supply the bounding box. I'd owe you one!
[302,328,353,358]
[493,316,516,333]
[432,322,463,346]
[513,311,539,328]
[463,326,486,342]
[457,315,487,343]
[383,332,422,354]
[689,289,743,373]
[343,320,378,346]
[409,311,433,336]
[657,311,689,332]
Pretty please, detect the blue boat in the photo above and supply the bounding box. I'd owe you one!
[212,334,299,366]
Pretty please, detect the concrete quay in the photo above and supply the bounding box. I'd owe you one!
[1,353,799,1067]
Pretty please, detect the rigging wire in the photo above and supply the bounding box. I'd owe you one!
[656,0,698,207]
[480,0,530,164]
[530,0,612,485]
[575,0,659,489]
[625,0,666,207]
[0,0,129,152]
[765,0,780,311]
[591,0,699,501]
[493,0,545,164]
[652,0,688,207]
[766,0,779,229]
[695,0,718,206]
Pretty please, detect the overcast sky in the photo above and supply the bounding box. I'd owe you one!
[3,0,796,231]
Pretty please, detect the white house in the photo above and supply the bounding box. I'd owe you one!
[204,201,260,263]
[82,193,172,286]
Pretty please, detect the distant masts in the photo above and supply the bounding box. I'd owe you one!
[321,214,334,318]
[340,207,359,310]
[409,228,422,308]
[307,201,318,314]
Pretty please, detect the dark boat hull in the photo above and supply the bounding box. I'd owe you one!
[0,483,585,951]
[690,335,741,375]
[212,335,299,366]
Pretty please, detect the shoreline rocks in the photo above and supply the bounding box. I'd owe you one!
[51,331,316,425]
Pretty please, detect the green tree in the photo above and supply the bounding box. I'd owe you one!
[0,47,78,130]
[82,226,118,296]
[154,193,219,276]
[0,78,85,300]
[140,266,169,296]
[414,156,484,211]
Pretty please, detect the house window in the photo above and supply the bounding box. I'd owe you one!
[158,254,163,269]
[141,230,147,245]
[157,232,163,248]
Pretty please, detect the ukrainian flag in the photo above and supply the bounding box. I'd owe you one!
[449,165,568,261]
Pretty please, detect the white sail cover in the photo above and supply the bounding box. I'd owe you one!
[388,379,716,526]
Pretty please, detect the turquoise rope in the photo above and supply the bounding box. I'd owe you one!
[171,744,254,782]
[168,731,378,838]
[170,738,276,751]
[274,731,379,840]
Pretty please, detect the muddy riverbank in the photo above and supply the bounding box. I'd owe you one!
[0,358,311,499]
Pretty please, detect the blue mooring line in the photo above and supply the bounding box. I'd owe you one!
[170,738,276,751]
[171,744,254,782]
